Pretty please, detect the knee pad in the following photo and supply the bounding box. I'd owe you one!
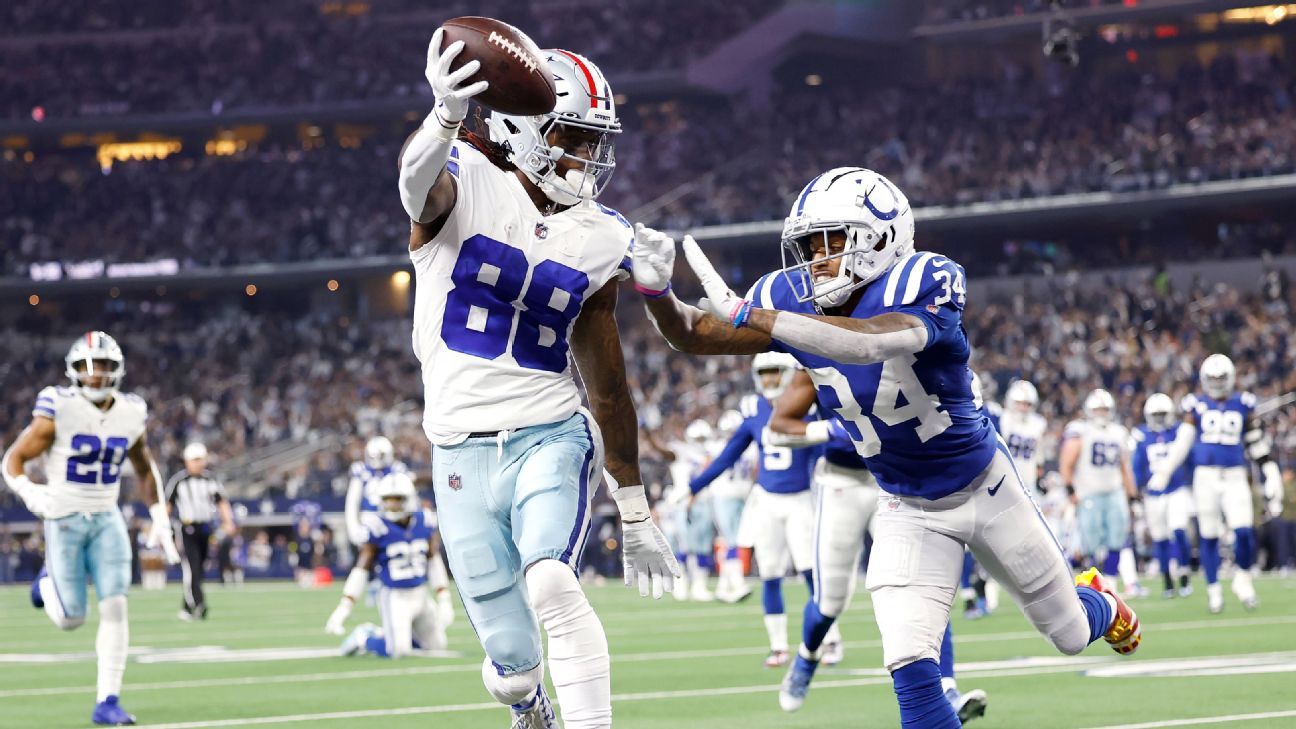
[481,657,543,706]
[481,627,542,676]
[525,559,589,628]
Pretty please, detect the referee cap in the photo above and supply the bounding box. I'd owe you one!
[183,442,208,461]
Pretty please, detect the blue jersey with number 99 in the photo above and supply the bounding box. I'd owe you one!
[1182,392,1255,468]
[748,252,998,499]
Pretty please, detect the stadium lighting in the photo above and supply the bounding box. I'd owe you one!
[327,279,340,292]
[28,294,39,306]
[392,271,411,288]
[245,284,258,296]
[805,74,822,86]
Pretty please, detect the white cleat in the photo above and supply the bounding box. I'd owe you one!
[946,687,989,723]
[821,640,844,666]
[715,583,753,604]
[1207,583,1224,614]
[340,622,377,656]
[689,582,715,602]
[510,685,559,729]
[1231,572,1259,610]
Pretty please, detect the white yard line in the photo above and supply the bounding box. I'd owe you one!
[1081,709,1296,728]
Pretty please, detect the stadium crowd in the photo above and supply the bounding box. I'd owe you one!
[920,0,1128,25]
[5,49,1295,276]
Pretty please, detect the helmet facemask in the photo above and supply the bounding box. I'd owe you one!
[781,223,897,311]
[66,357,124,403]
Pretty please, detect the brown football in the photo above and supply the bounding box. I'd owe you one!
[441,16,556,117]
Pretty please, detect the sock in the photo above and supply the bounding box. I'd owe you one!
[697,553,713,571]
[726,546,739,561]
[892,659,961,729]
[764,613,788,652]
[1201,537,1221,584]
[938,623,955,679]
[941,676,958,694]
[96,596,128,702]
[1075,586,1115,644]
[1234,527,1256,570]
[1153,539,1172,580]
[1173,530,1192,574]
[527,560,611,729]
[721,557,745,593]
[686,554,702,584]
[365,633,390,658]
[1118,548,1141,591]
[801,600,836,654]
[762,578,784,615]
[1101,550,1121,578]
[802,570,815,599]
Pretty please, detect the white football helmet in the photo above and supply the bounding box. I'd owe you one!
[487,49,619,206]
[1199,354,1235,400]
[718,409,744,434]
[364,436,395,471]
[752,352,799,401]
[1143,393,1176,432]
[374,471,418,522]
[65,331,125,403]
[1005,380,1039,413]
[685,419,714,443]
[1083,389,1116,424]
[779,167,916,310]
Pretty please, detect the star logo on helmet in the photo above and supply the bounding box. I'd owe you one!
[448,474,463,491]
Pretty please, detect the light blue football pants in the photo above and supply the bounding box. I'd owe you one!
[432,410,601,674]
[672,499,715,555]
[1077,490,1130,556]
[712,496,745,547]
[44,510,132,619]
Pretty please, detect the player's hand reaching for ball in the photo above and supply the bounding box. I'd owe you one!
[426,27,489,127]
[631,223,676,298]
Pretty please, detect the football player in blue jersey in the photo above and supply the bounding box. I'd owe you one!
[767,369,987,722]
[1132,393,1195,599]
[689,353,830,667]
[326,472,447,658]
[633,167,1141,729]
[1149,354,1284,612]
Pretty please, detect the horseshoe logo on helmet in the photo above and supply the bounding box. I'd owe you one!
[861,177,902,221]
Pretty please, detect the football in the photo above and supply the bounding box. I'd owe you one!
[441,16,556,117]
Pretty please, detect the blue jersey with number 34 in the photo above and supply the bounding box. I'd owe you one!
[748,252,998,499]
[366,510,435,590]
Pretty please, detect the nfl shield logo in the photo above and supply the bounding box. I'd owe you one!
[535,222,549,239]
[448,474,463,491]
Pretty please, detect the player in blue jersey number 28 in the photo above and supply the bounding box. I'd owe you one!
[633,167,1143,729]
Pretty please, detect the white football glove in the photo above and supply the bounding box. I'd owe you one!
[425,28,489,127]
[621,517,680,599]
[1146,469,1171,493]
[8,474,51,519]
[325,600,353,636]
[631,223,676,297]
[681,235,750,326]
[147,502,182,565]
[1262,463,1285,518]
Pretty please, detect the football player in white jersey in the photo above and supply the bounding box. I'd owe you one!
[647,419,718,602]
[999,381,1048,493]
[710,409,754,603]
[397,29,678,729]
[1148,354,1284,612]
[1060,389,1139,588]
[3,332,178,726]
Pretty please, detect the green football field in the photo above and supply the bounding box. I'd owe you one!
[3,574,1296,728]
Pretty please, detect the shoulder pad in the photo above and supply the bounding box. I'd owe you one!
[595,203,633,230]
[393,461,409,474]
[1239,392,1257,409]
[34,386,60,418]
[1131,427,1147,443]
[360,512,388,540]
[740,394,759,419]
[882,252,965,311]
[1062,420,1086,439]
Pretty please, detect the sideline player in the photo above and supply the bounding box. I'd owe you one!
[646,419,717,602]
[689,353,823,667]
[768,370,987,721]
[1150,354,1284,612]
[1131,393,1194,598]
[397,28,677,728]
[3,332,179,726]
[710,409,754,603]
[326,472,447,657]
[344,436,408,546]
[633,166,1141,728]
[1059,389,1138,588]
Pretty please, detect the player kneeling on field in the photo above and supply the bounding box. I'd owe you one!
[326,472,448,658]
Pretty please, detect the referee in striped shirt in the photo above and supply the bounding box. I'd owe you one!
[165,442,236,620]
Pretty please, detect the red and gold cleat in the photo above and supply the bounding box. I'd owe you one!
[1076,568,1141,655]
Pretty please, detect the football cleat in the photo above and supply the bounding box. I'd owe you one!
[689,582,715,602]
[716,583,753,604]
[821,640,844,666]
[510,685,558,729]
[1161,589,1176,600]
[341,623,378,656]
[1231,572,1259,611]
[764,649,790,668]
[1075,568,1141,654]
[30,567,46,609]
[1178,575,1193,598]
[778,654,819,712]
[945,687,988,723]
[91,695,136,726]
[1207,583,1224,614]
[177,610,194,622]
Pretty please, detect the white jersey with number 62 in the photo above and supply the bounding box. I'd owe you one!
[410,141,633,446]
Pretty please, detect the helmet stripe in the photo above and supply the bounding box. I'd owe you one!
[794,173,824,215]
[554,49,600,109]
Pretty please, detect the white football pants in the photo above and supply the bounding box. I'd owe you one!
[1192,466,1253,539]
[378,585,446,658]
[743,488,815,580]
[865,448,1091,671]
[1145,488,1193,542]
[813,460,880,617]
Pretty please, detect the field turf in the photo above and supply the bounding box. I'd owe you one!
[3,574,1296,728]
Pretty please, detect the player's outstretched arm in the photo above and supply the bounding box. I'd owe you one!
[327,544,377,634]
[1149,416,1196,491]
[131,436,181,564]
[343,475,366,545]
[688,427,752,495]
[632,224,772,355]
[3,416,55,517]
[680,236,927,364]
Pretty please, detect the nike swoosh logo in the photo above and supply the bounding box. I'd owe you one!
[987,476,1006,497]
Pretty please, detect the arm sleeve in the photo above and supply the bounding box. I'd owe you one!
[690,426,754,493]
[344,475,365,544]
[1130,434,1150,488]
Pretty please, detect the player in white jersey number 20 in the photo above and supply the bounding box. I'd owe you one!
[397,28,678,729]
[4,331,179,726]
[633,166,1141,729]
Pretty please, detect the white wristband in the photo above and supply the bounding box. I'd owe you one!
[342,568,371,603]
[148,502,171,533]
[605,468,652,522]
[5,472,33,497]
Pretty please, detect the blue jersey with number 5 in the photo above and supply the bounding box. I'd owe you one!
[410,141,633,446]
[748,252,997,499]
[690,394,819,495]
[1182,392,1254,468]
[366,510,435,590]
